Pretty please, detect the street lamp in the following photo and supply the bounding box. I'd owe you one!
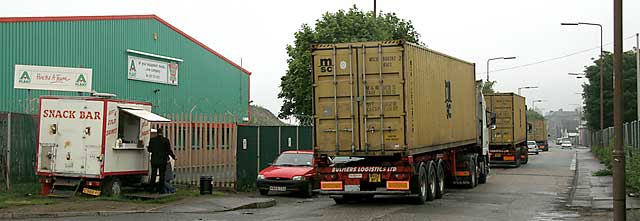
[561,22,604,131]
[531,99,544,111]
[569,72,586,79]
[486,56,516,82]
[517,86,538,95]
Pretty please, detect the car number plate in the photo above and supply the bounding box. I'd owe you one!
[269,186,286,191]
[82,188,101,196]
[369,173,381,183]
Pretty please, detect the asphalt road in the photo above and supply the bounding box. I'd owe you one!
[32,144,610,221]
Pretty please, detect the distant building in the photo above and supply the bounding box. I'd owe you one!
[545,108,580,139]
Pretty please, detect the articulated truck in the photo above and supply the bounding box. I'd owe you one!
[485,93,528,167]
[312,40,493,204]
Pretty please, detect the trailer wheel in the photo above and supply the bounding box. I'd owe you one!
[103,177,122,197]
[514,150,522,168]
[435,160,445,199]
[333,197,348,204]
[426,161,436,201]
[522,148,529,165]
[411,162,428,204]
[464,158,476,189]
[259,189,269,196]
[301,181,313,198]
[478,157,488,184]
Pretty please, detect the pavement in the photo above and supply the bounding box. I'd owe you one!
[0,193,276,220]
[568,146,640,211]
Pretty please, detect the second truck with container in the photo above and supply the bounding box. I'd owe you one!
[312,40,494,204]
[485,93,528,167]
[527,119,548,151]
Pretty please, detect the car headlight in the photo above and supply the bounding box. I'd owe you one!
[257,175,265,180]
[292,176,306,181]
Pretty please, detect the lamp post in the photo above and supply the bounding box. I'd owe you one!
[561,22,604,131]
[531,99,544,111]
[517,86,538,95]
[486,56,516,82]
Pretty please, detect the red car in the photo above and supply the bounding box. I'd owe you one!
[256,150,316,197]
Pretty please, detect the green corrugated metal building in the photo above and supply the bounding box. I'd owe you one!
[0,15,250,120]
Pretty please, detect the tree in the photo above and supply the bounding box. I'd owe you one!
[527,109,544,121]
[482,81,497,94]
[582,50,638,130]
[278,6,421,119]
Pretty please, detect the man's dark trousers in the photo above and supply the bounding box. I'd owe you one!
[150,163,167,193]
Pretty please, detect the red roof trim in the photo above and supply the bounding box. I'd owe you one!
[0,14,251,75]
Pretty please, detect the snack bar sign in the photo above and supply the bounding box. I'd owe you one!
[14,64,92,92]
[127,56,179,85]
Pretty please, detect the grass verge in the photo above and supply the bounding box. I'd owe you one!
[0,183,55,209]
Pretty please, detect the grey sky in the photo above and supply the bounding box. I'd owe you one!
[3,0,640,116]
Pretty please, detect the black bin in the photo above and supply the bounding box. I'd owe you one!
[200,176,213,195]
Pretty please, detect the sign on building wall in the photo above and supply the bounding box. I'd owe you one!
[127,56,179,85]
[14,64,93,92]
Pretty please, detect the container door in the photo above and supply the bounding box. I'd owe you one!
[490,95,515,144]
[314,45,360,154]
[356,44,405,153]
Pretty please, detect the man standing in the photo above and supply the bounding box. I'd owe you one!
[148,128,176,193]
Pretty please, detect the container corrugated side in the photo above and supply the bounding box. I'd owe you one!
[313,41,477,157]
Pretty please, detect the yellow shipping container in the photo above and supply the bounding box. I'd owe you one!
[527,119,547,142]
[485,93,527,146]
[312,40,477,157]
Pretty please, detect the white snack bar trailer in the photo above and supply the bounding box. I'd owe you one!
[36,96,170,196]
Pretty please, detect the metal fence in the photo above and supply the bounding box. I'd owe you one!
[157,113,238,190]
[592,120,640,153]
[0,113,38,192]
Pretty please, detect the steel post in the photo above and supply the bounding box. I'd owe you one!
[612,0,625,218]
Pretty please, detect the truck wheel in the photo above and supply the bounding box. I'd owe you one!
[435,160,445,199]
[478,157,488,184]
[259,189,269,196]
[522,150,529,164]
[514,151,521,168]
[426,161,436,202]
[411,162,428,204]
[464,158,476,189]
[103,177,122,197]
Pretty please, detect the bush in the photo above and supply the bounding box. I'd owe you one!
[591,145,640,192]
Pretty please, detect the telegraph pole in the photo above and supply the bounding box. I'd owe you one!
[636,33,639,121]
[613,0,625,219]
[373,0,377,17]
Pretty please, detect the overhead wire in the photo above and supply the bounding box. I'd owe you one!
[478,34,637,75]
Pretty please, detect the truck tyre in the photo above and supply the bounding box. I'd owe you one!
[464,158,477,189]
[103,177,122,197]
[522,149,529,164]
[514,150,521,168]
[435,160,445,199]
[426,161,436,202]
[478,157,488,184]
[411,162,428,204]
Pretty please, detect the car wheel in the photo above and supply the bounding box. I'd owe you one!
[301,182,313,198]
[259,189,269,196]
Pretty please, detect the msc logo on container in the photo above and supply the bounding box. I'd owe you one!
[318,58,333,73]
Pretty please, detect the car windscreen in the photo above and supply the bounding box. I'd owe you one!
[527,141,536,145]
[273,153,312,166]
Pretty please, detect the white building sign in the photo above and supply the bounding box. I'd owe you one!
[14,64,93,92]
[127,56,179,85]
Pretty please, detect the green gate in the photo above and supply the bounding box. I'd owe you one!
[236,126,312,191]
[0,113,38,192]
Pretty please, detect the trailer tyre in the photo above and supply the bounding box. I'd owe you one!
[522,149,529,164]
[435,160,445,199]
[103,177,122,197]
[301,181,313,198]
[411,162,428,204]
[426,161,436,202]
[478,157,488,184]
[464,158,477,189]
[514,150,522,168]
[259,189,269,196]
